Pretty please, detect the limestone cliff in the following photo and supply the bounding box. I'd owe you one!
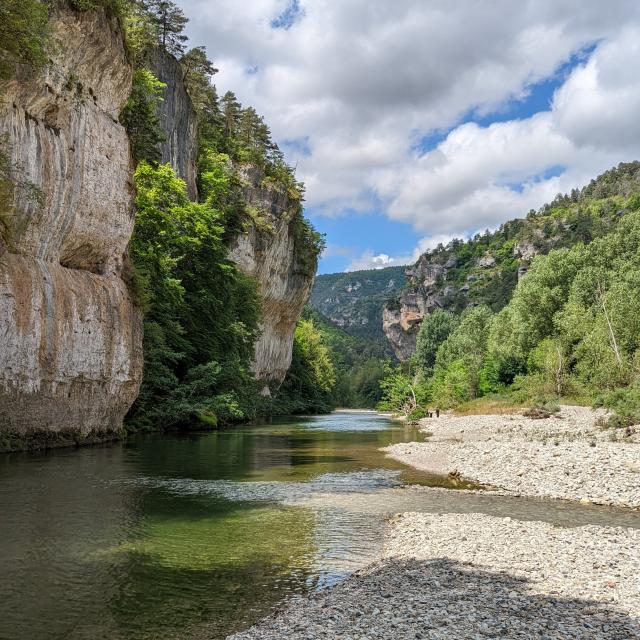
[148,48,198,200]
[229,166,316,393]
[149,53,317,394]
[0,6,143,447]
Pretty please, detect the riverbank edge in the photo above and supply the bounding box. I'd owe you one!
[383,405,640,509]
[229,512,640,639]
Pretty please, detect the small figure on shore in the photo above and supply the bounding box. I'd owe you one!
[436,408,440,418]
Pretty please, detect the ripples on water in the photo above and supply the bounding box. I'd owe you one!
[1,410,639,640]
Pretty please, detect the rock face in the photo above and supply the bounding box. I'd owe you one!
[148,49,315,393]
[229,166,316,393]
[0,7,143,447]
[148,48,198,200]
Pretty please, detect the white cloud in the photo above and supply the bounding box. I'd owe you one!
[381,25,640,238]
[346,251,400,272]
[180,0,640,259]
[346,235,457,272]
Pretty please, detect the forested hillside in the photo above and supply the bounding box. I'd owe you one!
[309,266,405,347]
[378,162,640,427]
[384,162,640,360]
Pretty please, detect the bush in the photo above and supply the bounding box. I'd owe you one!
[599,380,640,428]
[407,406,428,422]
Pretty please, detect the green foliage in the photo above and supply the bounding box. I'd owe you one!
[64,0,125,14]
[429,359,475,408]
[140,0,188,56]
[329,164,640,420]
[0,0,49,80]
[598,379,640,428]
[303,308,388,408]
[180,46,218,113]
[126,161,261,430]
[415,309,458,377]
[405,185,639,417]
[120,68,166,163]
[274,318,337,415]
[377,361,419,414]
[407,406,428,422]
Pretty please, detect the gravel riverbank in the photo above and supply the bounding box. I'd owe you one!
[229,513,640,639]
[384,406,640,508]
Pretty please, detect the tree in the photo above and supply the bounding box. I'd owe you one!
[120,68,166,163]
[528,338,568,397]
[220,91,241,142]
[127,161,261,429]
[377,361,419,413]
[143,0,188,56]
[294,319,336,393]
[415,309,458,378]
[180,46,218,113]
[0,0,49,80]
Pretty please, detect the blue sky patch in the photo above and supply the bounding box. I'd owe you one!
[271,0,305,30]
[309,210,422,274]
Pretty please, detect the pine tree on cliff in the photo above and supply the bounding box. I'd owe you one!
[144,0,188,56]
[221,91,241,145]
[180,46,218,114]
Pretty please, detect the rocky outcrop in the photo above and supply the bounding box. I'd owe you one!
[0,7,143,447]
[145,45,314,393]
[229,166,316,394]
[382,287,443,361]
[148,48,198,200]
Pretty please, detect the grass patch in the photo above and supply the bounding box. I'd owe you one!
[453,394,526,416]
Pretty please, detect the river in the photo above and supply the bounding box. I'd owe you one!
[1,411,638,640]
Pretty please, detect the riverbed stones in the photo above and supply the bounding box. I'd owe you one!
[384,406,640,508]
[228,513,640,639]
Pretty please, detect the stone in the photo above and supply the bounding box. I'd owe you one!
[148,48,198,200]
[229,166,316,392]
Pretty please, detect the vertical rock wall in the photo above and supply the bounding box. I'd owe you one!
[149,53,317,393]
[0,7,143,447]
[147,48,199,200]
[229,167,316,393]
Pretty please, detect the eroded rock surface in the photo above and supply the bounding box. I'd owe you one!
[0,7,142,447]
[148,48,198,200]
[229,166,316,392]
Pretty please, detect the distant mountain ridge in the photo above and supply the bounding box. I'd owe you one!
[309,266,406,350]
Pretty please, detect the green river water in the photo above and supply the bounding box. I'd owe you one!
[1,411,638,640]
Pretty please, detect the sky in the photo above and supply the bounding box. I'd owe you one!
[180,0,640,274]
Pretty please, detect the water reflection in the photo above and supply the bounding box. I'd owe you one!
[0,411,638,640]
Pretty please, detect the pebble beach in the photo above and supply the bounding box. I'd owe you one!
[229,407,640,639]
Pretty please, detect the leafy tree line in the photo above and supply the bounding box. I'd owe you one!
[273,308,390,414]
[378,164,640,427]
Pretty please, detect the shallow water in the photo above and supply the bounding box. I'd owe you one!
[1,411,638,640]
